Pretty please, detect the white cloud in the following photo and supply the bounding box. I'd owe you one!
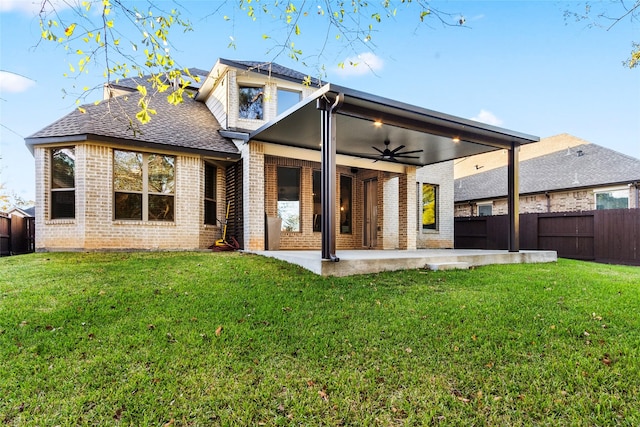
[0,0,71,15]
[335,52,384,77]
[470,109,503,126]
[0,71,36,93]
[0,0,40,14]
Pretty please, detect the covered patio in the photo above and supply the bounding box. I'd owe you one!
[251,249,558,277]
[250,83,538,261]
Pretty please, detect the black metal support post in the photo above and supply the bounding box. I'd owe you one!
[317,94,343,261]
[507,142,520,252]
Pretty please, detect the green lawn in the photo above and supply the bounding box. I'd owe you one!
[1,252,639,426]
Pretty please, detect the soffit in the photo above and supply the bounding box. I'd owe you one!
[250,84,539,167]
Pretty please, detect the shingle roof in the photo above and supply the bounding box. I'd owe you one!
[110,68,210,92]
[454,143,640,202]
[26,91,239,157]
[220,59,324,86]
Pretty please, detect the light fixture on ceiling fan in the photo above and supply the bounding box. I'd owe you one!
[372,139,423,162]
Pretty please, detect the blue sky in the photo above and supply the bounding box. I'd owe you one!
[1,0,638,202]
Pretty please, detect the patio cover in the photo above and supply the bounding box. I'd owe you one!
[249,84,539,260]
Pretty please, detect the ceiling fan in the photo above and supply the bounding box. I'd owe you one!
[372,139,423,162]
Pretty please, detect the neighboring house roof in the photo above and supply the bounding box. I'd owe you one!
[25,90,239,159]
[455,133,591,178]
[454,142,640,202]
[7,207,35,217]
[219,58,323,86]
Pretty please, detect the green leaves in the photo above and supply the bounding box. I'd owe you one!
[38,0,193,125]
[64,23,76,37]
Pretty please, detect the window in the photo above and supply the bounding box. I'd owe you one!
[239,86,264,120]
[277,167,300,232]
[340,175,352,234]
[51,147,75,219]
[596,189,629,210]
[421,183,438,231]
[114,150,175,221]
[204,163,217,225]
[277,88,301,115]
[312,170,321,232]
[478,203,493,216]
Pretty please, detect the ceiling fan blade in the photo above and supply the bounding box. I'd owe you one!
[372,146,385,155]
[390,145,406,154]
[396,149,423,155]
[393,154,421,159]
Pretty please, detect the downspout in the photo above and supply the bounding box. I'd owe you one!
[545,192,551,213]
[319,93,344,262]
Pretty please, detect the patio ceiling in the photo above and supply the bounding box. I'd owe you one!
[250,84,539,167]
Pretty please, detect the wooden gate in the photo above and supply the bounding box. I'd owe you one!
[0,213,35,256]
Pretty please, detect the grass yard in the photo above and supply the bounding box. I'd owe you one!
[1,252,639,426]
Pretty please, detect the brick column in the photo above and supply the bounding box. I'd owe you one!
[243,142,265,250]
[398,166,417,250]
[34,147,46,250]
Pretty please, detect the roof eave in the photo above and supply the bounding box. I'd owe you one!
[250,83,539,157]
[322,83,539,148]
[25,133,241,160]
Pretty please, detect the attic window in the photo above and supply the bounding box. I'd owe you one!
[239,86,264,120]
[277,88,301,115]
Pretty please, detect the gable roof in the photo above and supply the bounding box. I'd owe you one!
[7,207,35,217]
[218,59,323,87]
[454,142,640,202]
[26,90,239,159]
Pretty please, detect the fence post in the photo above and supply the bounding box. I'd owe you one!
[507,143,520,252]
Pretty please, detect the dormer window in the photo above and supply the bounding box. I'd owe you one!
[277,88,302,115]
[239,86,264,120]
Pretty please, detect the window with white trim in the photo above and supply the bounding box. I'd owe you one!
[51,147,75,219]
[277,88,302,115]
[239,86,264,120]
[595,189,629,210]
[113,150,175,221]
[478,203,493,216]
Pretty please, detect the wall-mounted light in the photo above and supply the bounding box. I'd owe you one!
[373,120,383,128]
[452,137,461,143]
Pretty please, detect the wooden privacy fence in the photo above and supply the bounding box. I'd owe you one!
[455,209,639,266]
[0,213,35,256]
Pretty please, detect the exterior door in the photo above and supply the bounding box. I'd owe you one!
[363,179,378,248]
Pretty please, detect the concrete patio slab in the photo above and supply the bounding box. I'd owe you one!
[250,249,558,276]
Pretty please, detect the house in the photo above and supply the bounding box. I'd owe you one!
[26,58,539,257]
[454,134,640,216]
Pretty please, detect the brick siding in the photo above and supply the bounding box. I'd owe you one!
[454,187,637,217]
[416,161,455,248]
[35,142,225,251]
